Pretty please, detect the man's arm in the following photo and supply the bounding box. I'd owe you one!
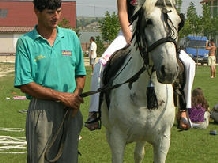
[74,75,86,96]
[206,41,211,50]
[20,81,84,110]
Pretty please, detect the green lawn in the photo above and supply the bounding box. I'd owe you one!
[0,64,218,163]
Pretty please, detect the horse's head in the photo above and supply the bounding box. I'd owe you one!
[132,0,183,84]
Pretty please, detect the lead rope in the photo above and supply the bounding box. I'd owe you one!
[44,65,147,163]
[80,64,147,98]
[45,109,70,163]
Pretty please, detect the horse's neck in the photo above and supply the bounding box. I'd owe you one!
[129,47,144,70]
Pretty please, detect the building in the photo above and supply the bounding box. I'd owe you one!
[0,0,76,55]
[200,0,218,17]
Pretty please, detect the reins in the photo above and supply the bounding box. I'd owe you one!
[80,64,147,98]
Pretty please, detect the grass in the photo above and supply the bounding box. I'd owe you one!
[0,64,218,163]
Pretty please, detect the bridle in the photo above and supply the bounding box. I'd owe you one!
[132,6,179,66]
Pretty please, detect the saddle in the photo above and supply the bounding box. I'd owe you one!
[102,45,131,86]
[100,45,131,109]
[173,58,186,110]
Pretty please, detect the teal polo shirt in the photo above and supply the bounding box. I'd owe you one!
[14,26,86,96]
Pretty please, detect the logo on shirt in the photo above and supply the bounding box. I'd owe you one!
[62,50,72,56]
[34,54,46,62]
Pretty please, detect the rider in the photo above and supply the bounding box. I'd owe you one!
[85,0,195,130]
[177,45,196,129]
[84,0,134,130]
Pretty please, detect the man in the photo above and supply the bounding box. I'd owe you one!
[14,0,86,162]
[89,36,97,74]
[206,38,216,78]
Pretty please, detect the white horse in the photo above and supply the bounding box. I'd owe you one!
[101,0,182,163]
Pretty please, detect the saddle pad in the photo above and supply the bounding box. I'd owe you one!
[102,45,131,86]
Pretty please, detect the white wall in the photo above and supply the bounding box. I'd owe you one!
[0,33,22,55]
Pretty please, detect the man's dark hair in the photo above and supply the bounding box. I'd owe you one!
[90,36,95,41]
[33,0,61,12]
[210,38,215,43]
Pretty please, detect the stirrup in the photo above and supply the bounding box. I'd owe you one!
[84,112,101,131]
[84,121,100,131]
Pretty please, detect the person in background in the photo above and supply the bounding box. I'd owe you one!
[206,38,216,78]
[89,36,97,74]
[188,88,210,129]
[14,0,86,162]
[177,46,196,130]
[210,104,218,123]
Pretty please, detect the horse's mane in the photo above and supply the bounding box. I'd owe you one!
[136,0,176,14]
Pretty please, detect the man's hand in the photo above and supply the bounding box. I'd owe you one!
[60,92,84,116]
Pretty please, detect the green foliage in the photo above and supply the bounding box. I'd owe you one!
[95,36,106,57]
[58,18,81,37]
[179,2,218,39]
[77,17,102,29]
[176,0,182,13]
[58,18,71,28]
[99,11,120,43]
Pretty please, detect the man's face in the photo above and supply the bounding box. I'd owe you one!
[35,8,62,29]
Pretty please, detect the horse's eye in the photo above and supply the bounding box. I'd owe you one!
[146,19,152,25]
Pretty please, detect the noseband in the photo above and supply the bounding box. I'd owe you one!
[132,7,179,65]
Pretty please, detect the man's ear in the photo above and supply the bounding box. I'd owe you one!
[34,7,40,16]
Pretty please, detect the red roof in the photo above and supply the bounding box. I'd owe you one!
[0,27,34,33]
[0,1,76,28]
[200,0,216,3]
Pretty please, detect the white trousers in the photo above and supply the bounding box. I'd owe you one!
[89,41,196,112]
[179,50,196,109]
[89,30,128,112]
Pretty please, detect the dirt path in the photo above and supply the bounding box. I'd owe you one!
[0,57,91,78]
[0,63,15,77]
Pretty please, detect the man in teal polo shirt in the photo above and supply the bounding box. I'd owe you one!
[14,0,86,162]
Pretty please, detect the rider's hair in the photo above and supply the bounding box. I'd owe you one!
[33,0,61,12]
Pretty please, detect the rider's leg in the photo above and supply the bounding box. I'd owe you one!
[85,30,128,130]
[179,51,196,129]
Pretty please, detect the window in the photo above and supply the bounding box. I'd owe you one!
[0,9,8,18]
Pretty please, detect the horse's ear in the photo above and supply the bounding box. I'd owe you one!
[178,13,185,31]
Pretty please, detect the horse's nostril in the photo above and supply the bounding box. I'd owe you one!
[161,65,166,76]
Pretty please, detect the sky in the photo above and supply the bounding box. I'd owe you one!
[76,0,203,17]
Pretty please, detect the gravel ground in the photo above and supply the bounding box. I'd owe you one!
[0,63,15,77]
[0,57,91,78]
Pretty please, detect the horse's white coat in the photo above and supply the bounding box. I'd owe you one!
[101,0,181,163]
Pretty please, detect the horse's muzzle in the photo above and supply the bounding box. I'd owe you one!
[156,65,178,84]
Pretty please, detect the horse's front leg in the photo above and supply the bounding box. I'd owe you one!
[153,131,171,163]
[134,141,146,163]
[106,127,126,163]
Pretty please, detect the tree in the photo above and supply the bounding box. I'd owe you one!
[186,2,200,35]
[58,18,81,37]
[176,0,182,13]
[99,11,120,43]
[200,4,217,37]
[95,36,106,57]
[179,2,200,38]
